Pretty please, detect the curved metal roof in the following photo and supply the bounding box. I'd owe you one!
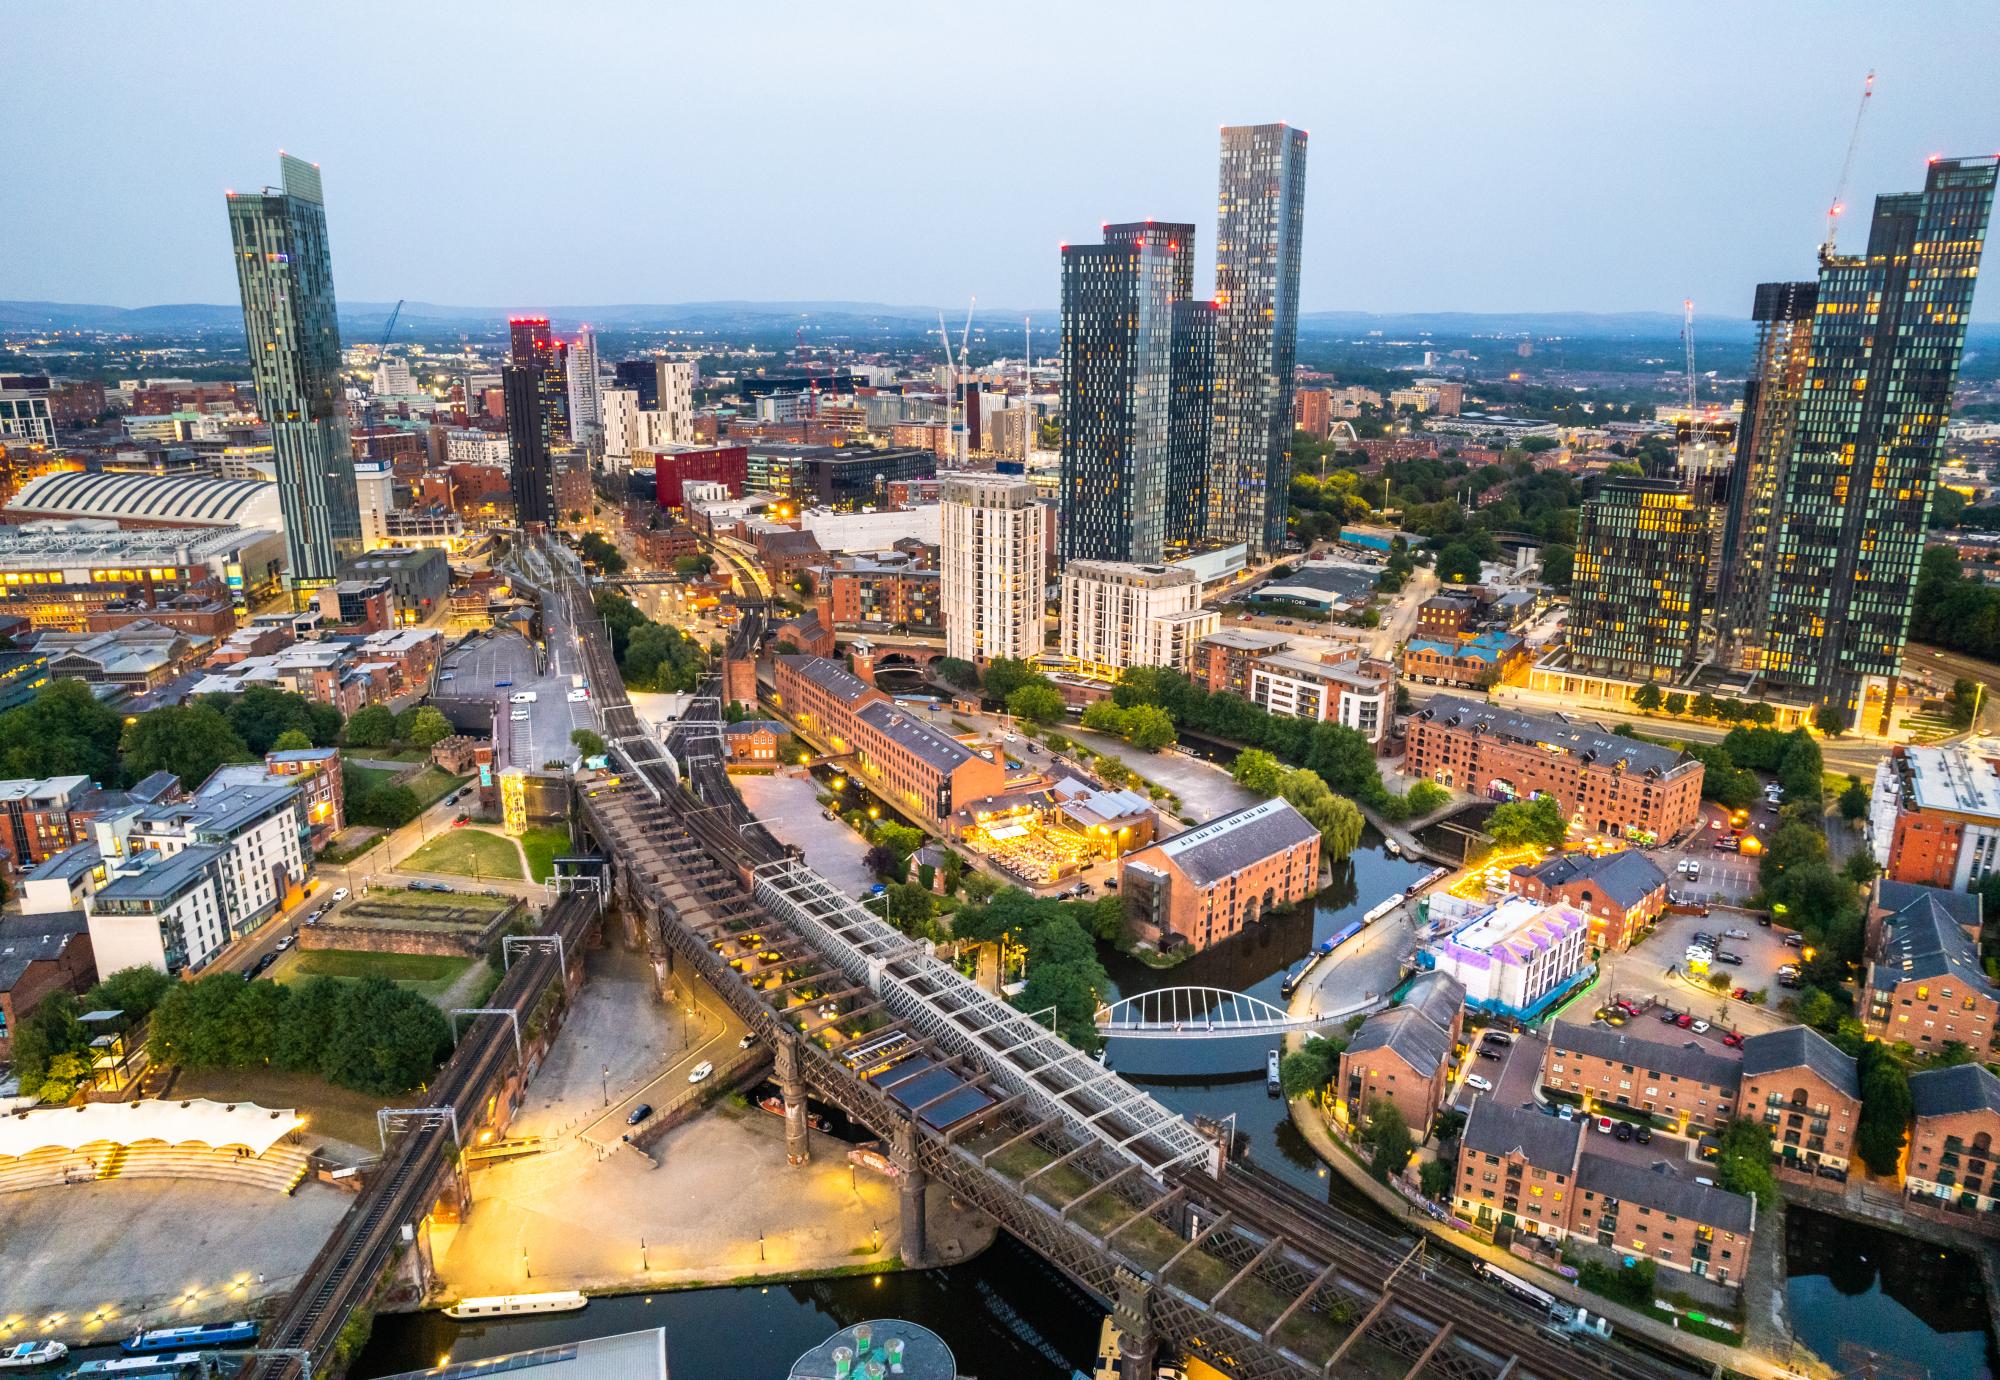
[9,470,282,528]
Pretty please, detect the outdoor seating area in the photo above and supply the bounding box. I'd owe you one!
[0,1099,310,1195]
[972,821,1100,886]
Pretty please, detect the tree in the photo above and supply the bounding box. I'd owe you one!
[1842,851,1879,885]
[1124,705,1176,751]
[355,784,421,829]
[36,1050,94,1103]
[571,728,607,759]
[1232,748,1287,797]
[935,657,981,691]
[1715,1119,1777,1207]
[1081,701,1129,736]
[0,678,124,784]
[344,704,397,748]
[121,703,252,790]
[1663,691,1689,717]
[213,685,328,756]
[1856,1043,1913,1176]
[10,992,85,1093]
[272,728,315,753]
[578,531,626,575]
[82,966,173,1022]
[1777,730,1826,804]
[982,658,1042,704]
[1486,794,1567,849]
[1278,1034,1345,1098]
[1838,775,1869,822]
[1362,1097,1415,1181]
[1419,1157,1454,1201]
[1281,769,1364,862]
[1813,703,1850,738]
[1007,683,1065,726]
[1406,779,1451,815]
[1433,542,1484,583]
[401,706,453,748]
[673,554,714,579]
[1632,684,1663,712]
[884,882,938,937]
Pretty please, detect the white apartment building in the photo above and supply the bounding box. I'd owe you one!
[127,783,308,938]
[1427,895,1590,1018]
[355,459,395,544]
[1248,649,1396,744]
[602,374,694,471]
[0,376,57,447]
[565,325,602,441]
[372,357,417,396]
[444,428,510,468]
[1059,560,1217,680]
[941,473,1047,664]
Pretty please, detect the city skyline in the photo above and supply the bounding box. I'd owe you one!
[5,6,2000,317]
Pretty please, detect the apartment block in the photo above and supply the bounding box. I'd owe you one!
[1059,560,1214,680]
[1862,880,1997,1053]
[1119,799,1321,954]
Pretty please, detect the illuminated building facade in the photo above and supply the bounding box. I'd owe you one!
[941,473,1046,664]
[1568,478,1708,682]
[504,317,568,527]
[1208,124,1307,558]
[226,153,362,587]
[1752,159,1997,722]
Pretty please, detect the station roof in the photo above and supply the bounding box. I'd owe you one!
[10,470,282,529]
[0,1098,301,1159]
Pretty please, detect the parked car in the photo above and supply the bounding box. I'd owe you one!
[627,1103,654,1125]
[1784,933,1805,948]
[1724,928,1750,941]
[276,935,293,952]
[1722,1031,1744,1048]
[1594,1115,1614,1134]
[687,1062,715,1085]
[1464,1074,1493,1093]
[251,952,277,975]
[1676,1013,1694,1028]
[1557,1104,1576,1122]
[332,887,349,902]
[1715,951,1744,966]
[1613,1121,1634,1142]
[1691,1020,1711,1034]
[738,1033,756,1050]
[1635,1124,1653,1145]
[1658,1009,1681,1024]
[1480,1030,1514,1047]
[1478,1048,1503,1062]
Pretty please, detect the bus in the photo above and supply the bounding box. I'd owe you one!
[1474,1261,1556,1312]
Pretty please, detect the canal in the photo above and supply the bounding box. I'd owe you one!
[1785,1205,1997,1380]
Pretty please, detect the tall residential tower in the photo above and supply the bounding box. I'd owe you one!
[504,317,568,527]
[1207,123,1308,559]
[226,153,361,588]
[1750,158,1996,723]
[941,473,1047,664]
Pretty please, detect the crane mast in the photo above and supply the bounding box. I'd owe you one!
[1822,71,1876,262]
[1682,299,1697,416]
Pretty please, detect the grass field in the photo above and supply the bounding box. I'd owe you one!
[519,825,571,883]
[352,887,515,917]
[402,827,524,880]
[343,764,401,799]
[408,766,471,809]
[173,1065,394,1151]
[341,747,431,764]
[274,947,475,1001]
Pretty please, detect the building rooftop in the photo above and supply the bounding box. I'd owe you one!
[1437,895,1586,970]
[1892,743,2000,821]
[0,912,89,995]
[1575,1153,1755,1233]
[1548,1020,1741,1089]
[1413,695,1693,777]
[778,655,876,706]
[856,699,980,774]
[1346,1004,1453,1076]
[1513,849,1667,911]
[1461,1096,1582,1176]
[1401,970,1466,1033]
[8,470,282,529]
[1145,799,1320,887]
[95,844,223,902]
[1407,630,1522,664]
[1258,564,1378,605]
[1200,628,1292,653]
[1738,1026,1860,1100]
[1871,880,1992,997]
[152,781,300,836]
[1909,1062,2000,1120]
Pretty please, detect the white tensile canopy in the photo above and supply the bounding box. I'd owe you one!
[0,1098,303,1159]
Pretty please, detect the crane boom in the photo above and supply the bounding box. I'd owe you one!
[1822,71,1876,260]
[379,298,404,354]
[1682,299,1697,415]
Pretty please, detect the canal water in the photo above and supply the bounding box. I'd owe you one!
[1785,1206,1997,1380]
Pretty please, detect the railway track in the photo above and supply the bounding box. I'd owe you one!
[239,889,597,1378]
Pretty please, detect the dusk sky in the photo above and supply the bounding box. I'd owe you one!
[6,3,1998,318]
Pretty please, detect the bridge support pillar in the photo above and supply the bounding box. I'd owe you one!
[774,1033,810,1165]
[894,1122,927,1267]
[1113,1267,1157,1380]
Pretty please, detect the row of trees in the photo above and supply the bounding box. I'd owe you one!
[11,967,175,1101]
[1629,682,1792,730]
[1230,750,1367,862]
[148,971,453,1096]
[1911,546,2000,663]
[1079,700,1177,751]
[594,589,708,692]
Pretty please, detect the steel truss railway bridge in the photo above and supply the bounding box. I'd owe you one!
[527,536,1697,1380]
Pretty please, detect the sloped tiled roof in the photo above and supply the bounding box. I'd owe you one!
[1414,695,1691,777]
[1514,849,1668,910]
[1151,799,1320,887]
[1738,1026,1859,1100]
[1346,1005,1452,1078]
[1910,1063,2000,1120]
[1576,1154,1755,1233]
[1548,1020,1741,1090]
[1870,881,1995,999]
[1461,1097,1582,1175]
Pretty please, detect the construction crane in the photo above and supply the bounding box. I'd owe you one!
[1682,299,1697,416]
[378,298,404,358]
[936,297,974,467]
[1822,70,1876,261]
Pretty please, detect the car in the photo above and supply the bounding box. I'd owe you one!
[738,1033,756,1050]
[1722,1031,1744,1048]
[1732,987,1750,1000]
[1001,733,1017,744]
[276,935,294,951]
[1686,863,1701,879]
[1026,743,1041,754]
[687,1062,714,1085]
[510,691,539,704]
[1716,951,1744,966]
[439,672,455,682]
[567,689,588,702]
[1556,1104,1576,1122]
[1615,1000,1641,1015]
[1635,1124,1653,1145]
[1463,1074,1493,1093]
[1685,948,1714,965]
[1594,1115,1614,1134]
[1613,1121,1634,1142]
[1603,1011,1627,1026]
[332,888,349,902]
[1676,1013,1694,1028]
[1688,1020,1711,1035]
[627,1103,654,1125]
[511,710,530,721]
[1480,1031,1514,1047]
[1477,1047,1503,1061]
[1777,973,1804,990]
[496,680,513,688]
[1724,928,1750,941]
[1693,932,1717,945]
[1783,933,1804,948]
[453,814,470,827]
[1677,859,1694,875]
[1658,1009,1681,1024]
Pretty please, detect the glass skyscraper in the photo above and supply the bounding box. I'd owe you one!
[1569,478,1710,682]
[1751,157,1996,723]
[227,154,361,588]
[1167,298,1216,553]
[1207,123,1307,559]
[1715,280,1817,673]
[1058,223,1182,563]
[505,317,568,528]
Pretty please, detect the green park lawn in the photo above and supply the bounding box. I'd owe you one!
[402,827,524,880]
[407,766,471,809]
[174,1065,394,1151]
[343,764,401,799]
[340,747,431,764]
[274,947,476,1000]
[519,825,572,883]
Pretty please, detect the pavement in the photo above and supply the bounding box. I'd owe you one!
[435,628,599,772]
[735,772,878,897]
[0,1178,350,1346]
[1291,904,1416,1028]
[1060,726,1258,820]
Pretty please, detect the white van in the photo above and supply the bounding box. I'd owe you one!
[510,691,539,704]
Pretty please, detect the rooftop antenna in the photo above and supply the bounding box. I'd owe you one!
[1822,71,1876,262]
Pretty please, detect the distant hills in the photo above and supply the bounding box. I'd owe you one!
[4,298,1994,349]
